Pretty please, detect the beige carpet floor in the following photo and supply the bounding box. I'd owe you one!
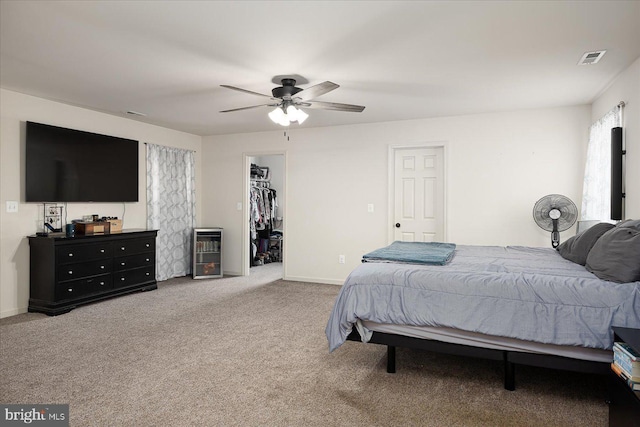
[1,264,608,426]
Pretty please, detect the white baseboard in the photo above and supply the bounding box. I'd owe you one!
[283,275,344,286]
[223,270,241,277]
[1,306,27,319]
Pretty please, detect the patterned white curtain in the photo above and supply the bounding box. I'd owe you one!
[581,108,620,220]
[146,143,196,281]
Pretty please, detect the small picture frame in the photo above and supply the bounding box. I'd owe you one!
[44,204,63,233]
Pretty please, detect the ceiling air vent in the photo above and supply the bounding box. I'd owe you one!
[578,50,606,65]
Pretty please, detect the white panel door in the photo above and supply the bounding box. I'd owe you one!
[393,147,444,242]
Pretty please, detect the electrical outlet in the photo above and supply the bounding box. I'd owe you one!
[6,201,18,213]
[339,255,345,264]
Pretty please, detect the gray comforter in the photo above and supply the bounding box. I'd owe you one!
[326,245,640,352]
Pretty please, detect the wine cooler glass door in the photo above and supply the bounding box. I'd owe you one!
[193,229,223,278]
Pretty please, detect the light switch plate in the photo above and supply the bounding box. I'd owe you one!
[6,201,18,213]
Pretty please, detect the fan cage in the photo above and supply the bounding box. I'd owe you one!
[532,194,578,232]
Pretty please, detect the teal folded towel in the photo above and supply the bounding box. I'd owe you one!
[362,241,456,265]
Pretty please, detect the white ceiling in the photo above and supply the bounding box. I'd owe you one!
[1,1,639,136]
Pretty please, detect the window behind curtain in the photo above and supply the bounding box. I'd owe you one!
[146,143,196,281]
[581,108,620,221]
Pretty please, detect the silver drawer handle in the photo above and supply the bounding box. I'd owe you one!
[68,270,73,275]
[68,253,74,257]
[120,277,125,281]
[100,249,105,253]
[121,262,126,266]
[121,247,125,251]
[145,243,150,248]
[100,282,105,286]
[145,258,150,262]
[67,288,73,292]
[100,265,105,269]
[146,272,150,276]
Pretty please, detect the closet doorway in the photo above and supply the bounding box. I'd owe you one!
[243,152,286,278]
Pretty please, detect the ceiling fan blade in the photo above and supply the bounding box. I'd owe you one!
[293,81,339,101]
[219,104,276,113]
[300,100,365,112]
[220,85,275,99]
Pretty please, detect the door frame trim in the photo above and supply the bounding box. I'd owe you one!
[242,150,287,277]
[388,143,448,244]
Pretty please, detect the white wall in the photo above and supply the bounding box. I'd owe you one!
[202,105,591,285]
[591,56,640,219]
[0,89,202,317]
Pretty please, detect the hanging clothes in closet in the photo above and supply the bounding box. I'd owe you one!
[250,186,278,238]
[250,164,278,265]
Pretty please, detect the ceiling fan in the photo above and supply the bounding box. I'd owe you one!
[219,78,365,126]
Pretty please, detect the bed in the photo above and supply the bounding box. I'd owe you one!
[325,222,640,390]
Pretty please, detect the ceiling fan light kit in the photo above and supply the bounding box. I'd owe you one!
[287,105,308,123]
[221,77,365,127]
[268,106,288,126]
[268,103,309,126]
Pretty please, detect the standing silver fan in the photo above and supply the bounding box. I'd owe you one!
[533,194,578,248]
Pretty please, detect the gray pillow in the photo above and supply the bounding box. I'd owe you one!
[617,219,640,231]
[557,222,614,265]
[585,226,640,283]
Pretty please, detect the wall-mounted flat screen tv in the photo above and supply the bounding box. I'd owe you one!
[25,121,139,202]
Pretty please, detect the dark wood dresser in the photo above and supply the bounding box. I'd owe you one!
[28,229,158,315]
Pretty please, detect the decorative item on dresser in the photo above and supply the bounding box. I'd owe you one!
[28,229,158,315]
[73,221,111,235]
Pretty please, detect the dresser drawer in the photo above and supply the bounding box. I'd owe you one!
[114,253,155,271]
[113,266,155,288]
[56,275,113,300]
[114,238,155,256]
[57,259,112,282]
[57,242,112,264]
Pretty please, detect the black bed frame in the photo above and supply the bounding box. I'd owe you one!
[346,329,609,390]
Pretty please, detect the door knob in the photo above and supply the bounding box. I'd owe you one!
[395,223,401,228]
